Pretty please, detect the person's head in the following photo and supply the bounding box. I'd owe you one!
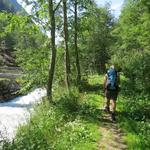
[110,64,115,69]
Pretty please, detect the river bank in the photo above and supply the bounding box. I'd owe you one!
[0,88,46,141]
[0,66,22,102]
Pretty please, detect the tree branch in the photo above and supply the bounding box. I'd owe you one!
[54,0,63,12]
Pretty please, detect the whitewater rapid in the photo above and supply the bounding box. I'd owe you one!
[0,88,46,141]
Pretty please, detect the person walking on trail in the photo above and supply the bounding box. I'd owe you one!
[103,65,120,121]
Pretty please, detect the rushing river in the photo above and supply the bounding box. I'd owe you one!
[0,88,46,141]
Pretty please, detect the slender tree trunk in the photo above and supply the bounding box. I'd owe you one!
[63,0,70,92]
[47,0,56,101]
[74,0,81,85]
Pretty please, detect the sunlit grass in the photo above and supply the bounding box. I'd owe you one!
[2,74,149,149]
[88,74,103,85]
[117,76,150,149]
[2,75,103,150]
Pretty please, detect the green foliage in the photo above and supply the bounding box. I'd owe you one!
[0,13,14,50]
[2,85,101,150]
[118,80,150,148]
[16,45,50,93]
[118,104,150,149]
[77,6,114,73]
[111,0,150,93]
[0,12,50,93]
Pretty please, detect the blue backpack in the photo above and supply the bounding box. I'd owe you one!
[106,68,118,90]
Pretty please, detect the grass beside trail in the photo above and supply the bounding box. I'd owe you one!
[117,96,150,149]
[116,76,150,149]
[2,74,149,149]
[2,75,103,150]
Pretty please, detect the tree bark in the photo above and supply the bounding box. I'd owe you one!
[63,0,71,92]
[74,0,81,85]
[47,0,56,101]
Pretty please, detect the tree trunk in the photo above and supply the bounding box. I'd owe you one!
[47,0,56,101]
[63,0,70,92]
[74,0,81,85]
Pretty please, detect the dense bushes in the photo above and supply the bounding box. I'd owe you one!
[111,2,150,146]
[111,0,150,93]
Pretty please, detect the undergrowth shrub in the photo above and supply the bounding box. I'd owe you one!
[119,75,150,149]
[58,87,81,113]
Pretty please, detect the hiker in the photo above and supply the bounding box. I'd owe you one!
[103,65,120,121]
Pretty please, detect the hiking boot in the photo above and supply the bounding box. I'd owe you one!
[111,113,116,122]
[104,106,110,113]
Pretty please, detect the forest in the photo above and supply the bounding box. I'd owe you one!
[0,0,150,149]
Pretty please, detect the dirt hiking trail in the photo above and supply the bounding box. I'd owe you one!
[98,112,127,150]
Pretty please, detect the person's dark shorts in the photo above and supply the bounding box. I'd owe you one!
[105,90,118,101]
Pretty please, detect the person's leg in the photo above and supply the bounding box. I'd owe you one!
[111,100,116,113]
[104,98,110,112]
[111,99,116,121]
[104,90,110,112]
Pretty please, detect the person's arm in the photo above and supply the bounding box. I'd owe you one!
[117,72,120,85]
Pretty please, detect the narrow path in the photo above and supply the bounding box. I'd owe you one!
[98,112,127,150]
[87,75,127,149]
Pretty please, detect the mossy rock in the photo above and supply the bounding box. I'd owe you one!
[0,79,20,102]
